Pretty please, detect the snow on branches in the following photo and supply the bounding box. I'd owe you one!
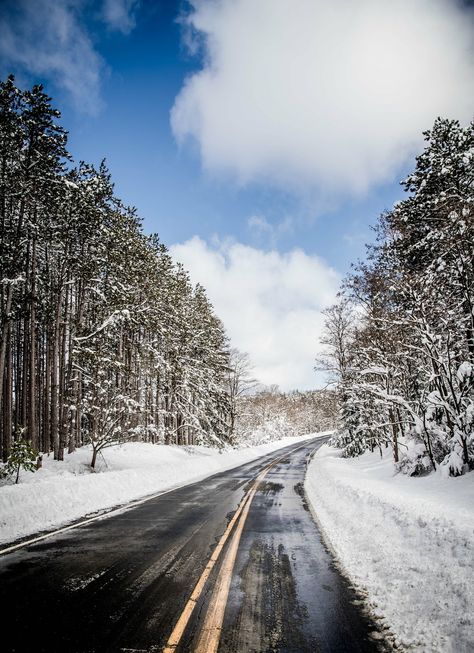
[0,76,233,468]
[320,117,474,476]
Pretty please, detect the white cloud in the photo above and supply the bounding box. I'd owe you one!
[102,0,140,35]
[170,236,339,390]
[0,0,103,113]
[172,0,474,196]
[247,214,293,247]
[0,0,141,113]
[247,215,273,235]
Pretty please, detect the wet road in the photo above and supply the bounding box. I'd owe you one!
[0,437,383,652]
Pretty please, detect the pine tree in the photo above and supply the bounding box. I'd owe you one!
[0,75,235,471]
[3,438,37,484]
[324,117,474,475]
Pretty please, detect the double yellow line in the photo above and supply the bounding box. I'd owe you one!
[163,443,307,653]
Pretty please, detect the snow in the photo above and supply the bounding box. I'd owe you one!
[0,432,325,547]
[457,360,472,383]
[305,444,474,652]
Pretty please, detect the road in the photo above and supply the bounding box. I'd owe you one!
[0,437,384,652]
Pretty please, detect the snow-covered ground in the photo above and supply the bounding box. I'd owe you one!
[305,444,474,652]
[0,432,325,547]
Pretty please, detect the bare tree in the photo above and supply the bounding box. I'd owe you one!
[226,349,259,441]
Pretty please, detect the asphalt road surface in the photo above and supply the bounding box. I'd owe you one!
[0,437,385,652]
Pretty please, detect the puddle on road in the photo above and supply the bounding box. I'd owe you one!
[293,482,310,511]
[257,481,284,495]
[229,539,318,653]
[244,479,284,494]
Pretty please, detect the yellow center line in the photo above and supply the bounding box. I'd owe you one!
[162,442,309,653]
[162,462,272,653]
[193,480,261,653]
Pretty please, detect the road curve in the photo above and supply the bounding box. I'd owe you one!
[0,437,384,652]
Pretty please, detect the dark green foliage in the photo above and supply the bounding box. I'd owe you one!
[4,439,37,484]
[0,75,232,463]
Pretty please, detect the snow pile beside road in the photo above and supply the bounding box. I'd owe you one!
[0,432,325,546]
[305,445,474,652]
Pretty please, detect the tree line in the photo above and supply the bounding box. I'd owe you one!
[234,387,336,445]
[225,349,336,445]
[0,76,232,467]
[319,117,474,476]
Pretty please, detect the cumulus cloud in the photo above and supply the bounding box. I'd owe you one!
[170,237,339,390]
[172,0,474,195]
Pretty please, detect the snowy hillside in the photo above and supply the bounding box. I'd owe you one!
[305,444,474,652]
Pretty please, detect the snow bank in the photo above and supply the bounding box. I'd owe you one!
[305,445,474,652]
[0,433,324,546]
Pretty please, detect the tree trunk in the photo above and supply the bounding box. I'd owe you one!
[2,336,12,462]
[44,332,51,453]
[29,239,37,450]
[51,286,65,460]
[0,285,13,421]
[389,408,399,463]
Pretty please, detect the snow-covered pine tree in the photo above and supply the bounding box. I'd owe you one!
[324,118,474,475]
[0,76,234,470]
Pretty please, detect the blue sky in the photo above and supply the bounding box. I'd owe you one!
[1,0,473,389]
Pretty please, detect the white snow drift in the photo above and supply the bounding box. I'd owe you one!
[305,444,474,652]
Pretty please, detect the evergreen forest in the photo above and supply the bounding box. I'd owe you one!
[320,118,474,476]
[0,76,234,467]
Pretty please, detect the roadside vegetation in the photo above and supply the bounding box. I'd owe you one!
[319,118,474,477]
[0,76,334,484]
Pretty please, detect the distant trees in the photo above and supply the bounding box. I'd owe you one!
[234,386,337,445]
[0,76,232,466]
[320,118,474,476]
